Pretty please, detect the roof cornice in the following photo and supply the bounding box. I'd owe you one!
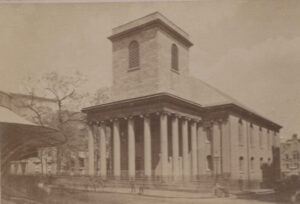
[204,103,282,131]
[82,92,202,113]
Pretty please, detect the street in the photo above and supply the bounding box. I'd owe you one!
[42,191,280,204]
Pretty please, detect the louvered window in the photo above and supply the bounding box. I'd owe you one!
[129,41,139,68]
[171,44,178,71]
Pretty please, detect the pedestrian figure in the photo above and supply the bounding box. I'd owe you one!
[213,182,229,197]
[138,183,144,195]
[130,180,136,193]
[238,177,243,191]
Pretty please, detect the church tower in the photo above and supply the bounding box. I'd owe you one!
[108,12,193,101]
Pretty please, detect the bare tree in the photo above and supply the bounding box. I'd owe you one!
[17,71,111,174]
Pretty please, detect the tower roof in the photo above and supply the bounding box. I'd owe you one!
[108,12,193,47]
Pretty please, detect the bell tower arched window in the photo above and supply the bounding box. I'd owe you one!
[171,44,178,71]
[129,41,139,68]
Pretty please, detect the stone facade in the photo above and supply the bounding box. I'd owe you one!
[82,12,281,188]
[281,134,300,177]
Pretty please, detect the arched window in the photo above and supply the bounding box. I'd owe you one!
[259,127,263,149]
[260,157,263,167]
[267,130,271,150]
[70,159,75,168]
[249,124,254,148]
[273,132,277,146]
[129,41,139,68]
[250,157,254,170]
[207,155,213,171]
[171,44,178,71]
[239,156,244,172]
[238,119,243,146]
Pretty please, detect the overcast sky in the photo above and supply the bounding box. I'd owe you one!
[0,1,300,139]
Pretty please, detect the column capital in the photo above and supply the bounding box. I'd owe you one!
[140,113,151,118]
[181,115,192,121]
[95,121,106,126]
[155,111,171,116]
[99,120,107,125]
[202,120,212,129]
[128,115,134,120]
[109,118,121,123]
[162,111,171,116]
[171,113,181,118]
[122,115,135,120]
[191,118,201,124]
[87,121,96,126]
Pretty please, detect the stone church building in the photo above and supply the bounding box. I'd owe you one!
[82,12,281,186]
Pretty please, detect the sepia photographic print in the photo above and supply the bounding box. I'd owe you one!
[1,0,300,203]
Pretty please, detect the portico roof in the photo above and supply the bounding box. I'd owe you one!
[82,92,281,131]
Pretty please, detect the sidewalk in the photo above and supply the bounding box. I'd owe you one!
[57,185,215,199]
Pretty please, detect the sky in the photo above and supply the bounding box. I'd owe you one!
[0,0,300,140]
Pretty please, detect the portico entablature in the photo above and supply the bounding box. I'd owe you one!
[83,93,203,123]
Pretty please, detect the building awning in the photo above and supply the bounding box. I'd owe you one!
[0,106,65,175]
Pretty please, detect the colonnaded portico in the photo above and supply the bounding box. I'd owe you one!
[83,94,216,181]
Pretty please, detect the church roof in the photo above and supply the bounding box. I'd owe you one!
[164,75,281,129]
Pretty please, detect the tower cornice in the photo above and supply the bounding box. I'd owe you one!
[108,12,193,48]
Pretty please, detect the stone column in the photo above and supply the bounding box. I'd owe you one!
[191,120,198,178]
[182,118,189,178]
[160,112,168,178]
[221,119,231,175]
[113,120,121,178]
[197,124,206,176]
[171,115,179,180]
[212,121,221,176]
[128,117,136,178]
[144,115,152,178]
[99,122,107,178]
[87,124,95,176]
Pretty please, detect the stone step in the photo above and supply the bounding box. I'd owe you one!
[53,177,216,193]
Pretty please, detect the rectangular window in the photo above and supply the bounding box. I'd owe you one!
[239,157,244,172]
[79,158,84,168]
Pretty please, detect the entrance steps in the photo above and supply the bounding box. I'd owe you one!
[52,176,217,193]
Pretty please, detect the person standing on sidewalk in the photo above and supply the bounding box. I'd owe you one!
[130,180,136,193]
[138,183,144,195]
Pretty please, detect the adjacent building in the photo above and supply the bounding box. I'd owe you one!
[82,12,282,188]
[281,134,300,177]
